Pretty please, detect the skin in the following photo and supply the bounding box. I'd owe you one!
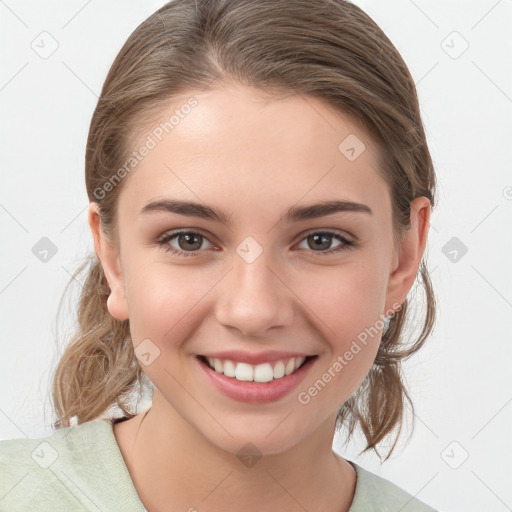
[88,83,430,512]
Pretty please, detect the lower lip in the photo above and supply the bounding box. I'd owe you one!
[196,356,316,403]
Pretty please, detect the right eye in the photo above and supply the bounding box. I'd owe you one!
[156,230,214,257]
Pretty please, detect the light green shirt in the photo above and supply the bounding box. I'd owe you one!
[0,419,437,511]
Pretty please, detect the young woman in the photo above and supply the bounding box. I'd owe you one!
[0,1,438,510]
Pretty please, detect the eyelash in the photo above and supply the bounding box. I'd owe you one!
[155,229,356,258]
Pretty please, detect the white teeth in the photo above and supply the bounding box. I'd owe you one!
[284,359,295,376]
[294,357,306,370]
[235,362,253,381]
[204,356,310,382]
[213,358,223,373]
[273,360,285,379]
[223,360,236,378]
[253,363,274,383]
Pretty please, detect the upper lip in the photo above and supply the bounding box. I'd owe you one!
[199,350,315,365]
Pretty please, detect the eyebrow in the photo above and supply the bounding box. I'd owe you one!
[139,198,372,224]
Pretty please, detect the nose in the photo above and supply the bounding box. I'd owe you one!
[215,249,294,338]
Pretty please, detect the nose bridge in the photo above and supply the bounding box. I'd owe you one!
[215,244,293,337]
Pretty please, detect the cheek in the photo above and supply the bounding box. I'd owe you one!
[297,258,389,340]
[293,259,388,397]
[122,263,218,393]
[122,258,217,345]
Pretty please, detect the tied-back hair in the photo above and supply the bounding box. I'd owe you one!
[51,0,436,461]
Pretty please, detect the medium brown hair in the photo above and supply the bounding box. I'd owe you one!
[51,0,436,461]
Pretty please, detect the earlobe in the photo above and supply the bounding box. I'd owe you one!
[106,292,129,321]
[385,197,431,311]
[87,202,129,321]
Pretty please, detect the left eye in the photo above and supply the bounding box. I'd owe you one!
[156,229,354,257]
[296,231,350,253]
[157,231,213,256]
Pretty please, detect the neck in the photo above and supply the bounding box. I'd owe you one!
[114,392,356,512]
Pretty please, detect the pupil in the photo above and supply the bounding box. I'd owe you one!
[310,234,331,251]
[180,233,201,250]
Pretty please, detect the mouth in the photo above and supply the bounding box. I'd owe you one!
[196,353,318,403]
[197,354,317,383]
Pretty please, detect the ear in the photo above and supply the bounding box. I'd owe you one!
[87,202,129,321]
[385,196,431,312]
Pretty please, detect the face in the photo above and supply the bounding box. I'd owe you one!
[90,83,429,456]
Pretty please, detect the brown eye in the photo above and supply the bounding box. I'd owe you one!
[157,230,213,256]
[307,233,335,251]
[296,230,354,255]
[176,232,203,251]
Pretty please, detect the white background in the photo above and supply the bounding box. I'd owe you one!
[1,1,511,511]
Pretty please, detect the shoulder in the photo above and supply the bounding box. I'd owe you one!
[349,462,437,512]
[0,419,144,512]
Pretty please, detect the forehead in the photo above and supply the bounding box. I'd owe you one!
[119,84,389,220]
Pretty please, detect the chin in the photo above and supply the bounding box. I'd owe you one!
[197,418,311,460]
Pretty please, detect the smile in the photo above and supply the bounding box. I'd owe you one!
[196,352,317,403]
[199,355,311,383]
